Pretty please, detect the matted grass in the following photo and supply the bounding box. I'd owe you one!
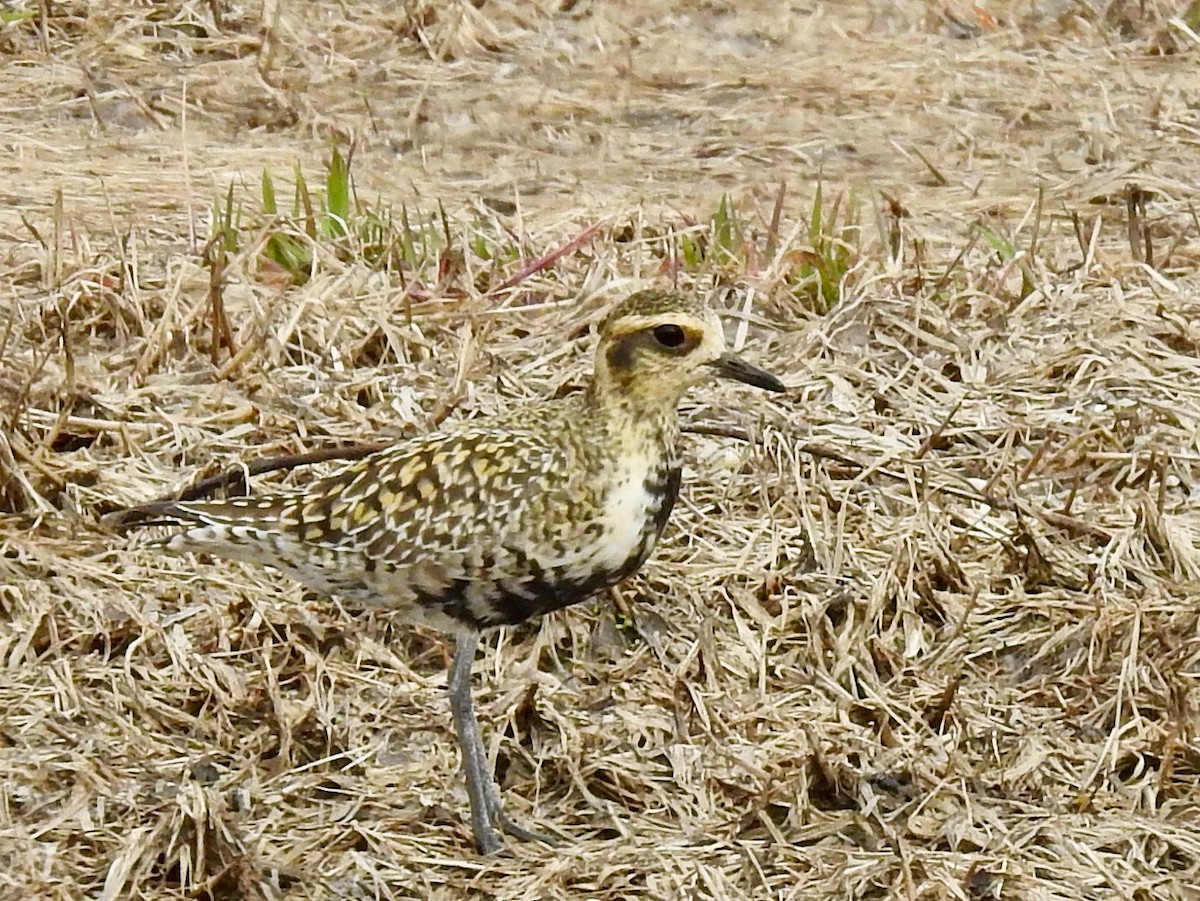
[3,2,1200,899]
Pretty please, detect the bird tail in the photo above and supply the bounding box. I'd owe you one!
[101,496,300,562]
[104,496,292,529]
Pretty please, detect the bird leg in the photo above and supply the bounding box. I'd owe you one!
[448,631,561,853]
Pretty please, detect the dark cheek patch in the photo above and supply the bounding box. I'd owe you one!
[606,334,639,372]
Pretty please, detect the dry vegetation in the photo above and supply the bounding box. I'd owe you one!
[4,1,1200,898]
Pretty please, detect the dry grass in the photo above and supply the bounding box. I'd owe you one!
[3,1,1200,898]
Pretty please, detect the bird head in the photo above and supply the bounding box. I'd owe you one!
[591,290,785,408]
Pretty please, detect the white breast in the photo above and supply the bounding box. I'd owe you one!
[589,461,657,573]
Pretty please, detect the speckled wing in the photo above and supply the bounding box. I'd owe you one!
[150,420,594,630]
[283,426,581,563]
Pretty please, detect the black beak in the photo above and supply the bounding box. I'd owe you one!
[708,353,786,393]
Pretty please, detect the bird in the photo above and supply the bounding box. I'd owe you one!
[114,289,785,854]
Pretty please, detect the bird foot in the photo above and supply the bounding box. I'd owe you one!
[493,805,563,847]
[471,794,564,854]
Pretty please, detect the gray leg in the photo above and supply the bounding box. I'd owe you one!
[449,632,503,854]
[448,632,562,853]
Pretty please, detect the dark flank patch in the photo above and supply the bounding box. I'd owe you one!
[650,465,682,537]
[417,579,478,626]
[482,564,634,627]
[418,544,651,628]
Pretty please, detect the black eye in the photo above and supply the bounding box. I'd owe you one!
[653,324,686,348]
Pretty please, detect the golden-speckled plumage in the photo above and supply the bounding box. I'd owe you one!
[129,289,784,854]
[156,391,679,631]
[148,290,782,634]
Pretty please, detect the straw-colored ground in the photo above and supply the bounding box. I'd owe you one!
[4,1,1200,898]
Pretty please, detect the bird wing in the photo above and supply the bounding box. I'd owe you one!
[154,424,581,572]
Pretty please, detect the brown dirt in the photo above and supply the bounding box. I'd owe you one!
[3,1,1200,899]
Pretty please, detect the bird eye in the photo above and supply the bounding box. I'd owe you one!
[652,324,686,348]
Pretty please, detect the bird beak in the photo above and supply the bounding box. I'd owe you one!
[708,353,786,392]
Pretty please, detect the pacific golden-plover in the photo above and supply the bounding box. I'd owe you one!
[120,289,784,853]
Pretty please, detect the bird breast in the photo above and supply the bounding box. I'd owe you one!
[582,453,679,577]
